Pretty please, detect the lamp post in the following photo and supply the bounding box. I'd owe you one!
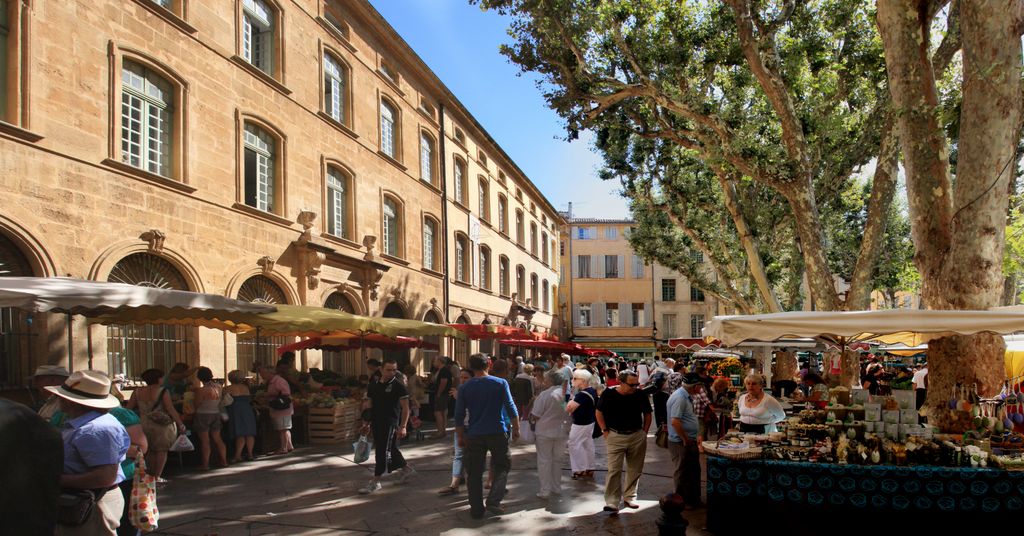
[651,321,659,360]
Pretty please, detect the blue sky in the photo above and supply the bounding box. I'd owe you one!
[368,0,630,220]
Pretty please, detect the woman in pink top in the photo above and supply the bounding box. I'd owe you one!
[260,365,294,455]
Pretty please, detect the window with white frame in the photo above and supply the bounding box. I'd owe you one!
[542,280,549,312]
[541,232,549,264]
[497,195,507,233]
[326,167,350,239]
[455,234,469,283]
[323,53,345,123]
[121,60,173,177]
[690,286,705,302]
[420,133,434,185]
[480,246,491,290]
[499,256,509,296]
[242,0,274,75]
[382,197,400,257]
[632,303,645,327]
[578,303,592,327]
[605,255,619,278]
[478,178,490,220]
[380,100,397,158]
[530,222,538,255]
[662,314,677,339]
[576,226,596,240]
[632,255,645,278]
[606,303,619,327]
[516,211,525,246]
[605,227,618,240]
[530,273,538,307]
[454,158,467,205]
[423,218,437,271]
[516,265,525,300]
[243,123,275,212]
[577,255,591,278]
[662,279,676,301]
[690,314,705,338]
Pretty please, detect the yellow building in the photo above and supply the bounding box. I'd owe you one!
[0,0,560,390]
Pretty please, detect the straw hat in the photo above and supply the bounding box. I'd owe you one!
[45,370,121,409]
[33,365,70,378]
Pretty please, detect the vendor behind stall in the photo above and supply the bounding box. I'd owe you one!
[737,374,786,433]
[802,373,829,408]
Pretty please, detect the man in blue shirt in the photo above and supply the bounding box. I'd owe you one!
[48,370,130,535]
[666,373,703,507]
[454,354,520,519]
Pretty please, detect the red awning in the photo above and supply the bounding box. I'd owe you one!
[276,334,438,355]
[667,338,722,351]
[448,324,535,340]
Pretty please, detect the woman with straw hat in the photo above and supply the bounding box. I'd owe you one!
[48,370,130,535]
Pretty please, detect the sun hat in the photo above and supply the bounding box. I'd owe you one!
[682,373,703,388]
[45,370,121,409]
[575,362,588,369]
[33,365,70,378]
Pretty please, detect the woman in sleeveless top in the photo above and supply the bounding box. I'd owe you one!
[225,370,258,462]
[126,368,186,479]
[193,367,228,469]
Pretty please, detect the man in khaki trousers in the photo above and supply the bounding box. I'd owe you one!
[595,371,653,514]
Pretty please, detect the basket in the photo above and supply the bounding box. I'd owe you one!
[704,443,763,461]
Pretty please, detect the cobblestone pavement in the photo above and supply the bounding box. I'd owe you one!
[151,430,711,536]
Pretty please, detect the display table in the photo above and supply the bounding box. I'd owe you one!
[706,457,1024,533]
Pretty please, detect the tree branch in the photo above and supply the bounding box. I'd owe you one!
[932,0,961,77]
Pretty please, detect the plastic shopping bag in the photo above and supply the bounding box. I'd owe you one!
[519,422,535,443]
[169,433,194,453]
[129,453,159,532]
[352,435,372,464]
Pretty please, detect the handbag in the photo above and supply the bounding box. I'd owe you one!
[519,421,535,443]
[352,435,372,464]
[129,453,159,532]
[143,389,174,426]
[56,489,96,526]
[268,394,292,410]
[219,391,234,422]
[655,426,669,448]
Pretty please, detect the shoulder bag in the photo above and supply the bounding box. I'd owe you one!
[56,488,97,527]
[655,425,669,448]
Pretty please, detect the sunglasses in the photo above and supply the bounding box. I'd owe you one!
[624,382,640,387]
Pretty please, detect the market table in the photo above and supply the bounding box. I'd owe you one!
[706,456,1024,534]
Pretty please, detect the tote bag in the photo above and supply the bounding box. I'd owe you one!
[129,453,159,532]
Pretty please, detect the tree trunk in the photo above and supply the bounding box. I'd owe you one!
[925,333,1006,432]
[847,119,900,310]
[772,350,798,383]
[782,183,841,311]
[719,175,783,312]
[876,0,954,306]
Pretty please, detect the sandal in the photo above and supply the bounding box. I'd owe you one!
[437,486,459,496]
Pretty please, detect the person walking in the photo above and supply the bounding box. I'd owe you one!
[431,355,453,439]
[595,370,652,514]
[566,369,597,479]
[913,364,928,409]
[438,368,475,496]
[49,370,131,535]
[192,367,228,470]
[454,354,520,519]
[531,368,570,499]
[511,363,536,421]
[358,358,414,494]
[667,373,703,507]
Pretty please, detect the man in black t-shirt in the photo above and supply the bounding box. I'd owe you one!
[595,370,652,514]
[358,359,414,494]
[431,355,453,439]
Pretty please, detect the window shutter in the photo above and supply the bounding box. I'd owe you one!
[619,302,630,327]
[593,302,606,326]
[571,255,578,279]
[594,255,604,278]
[572,303,579,327]
[644,303,652,327]
[617,255,625,279]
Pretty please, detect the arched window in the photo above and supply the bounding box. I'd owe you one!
[0,232,36,386]
[479,245,491,290]
[515,210,524,246]
[478,177,490,221]
[323,52,347,124]
[106,253,194,378]
[454,313,471,365]
[243,122,279,213]
[530,273,538,308]
[121,60,174,177]
[454,157,467,205]
[530,222,538,256]
[497,194,508,234]
[326,166,352,240]
[240,0,280,77]
[541,231,549,264]
[323,292,357,374]
[382,195,403,257]
[542,279,550,312]
[380,99,398,158]
[420,132,436,186]
[455,233,471,283]
[516,265,525,302]
[422,216,439,271]
[498,255,510,297]
[422,310,442,365]
[236,274,288,373]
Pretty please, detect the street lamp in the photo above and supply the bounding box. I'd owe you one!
[651,321,659,342]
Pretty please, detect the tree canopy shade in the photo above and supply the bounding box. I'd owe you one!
[476,0,902,311]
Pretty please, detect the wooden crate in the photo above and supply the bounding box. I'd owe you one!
[307,402,362,445]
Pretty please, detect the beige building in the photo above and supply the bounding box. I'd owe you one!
[0,0,560,391]
[558,217,718,360]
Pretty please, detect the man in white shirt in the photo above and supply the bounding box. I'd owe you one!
[636,360,651,386]
[912,364,928,409]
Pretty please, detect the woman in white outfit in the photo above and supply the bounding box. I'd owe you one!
[566,369,598,479]
[737,374,787,433]
[531,368,569,499]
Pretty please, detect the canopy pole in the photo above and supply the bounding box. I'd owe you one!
[256,326,262,369]
[66,313,74,372]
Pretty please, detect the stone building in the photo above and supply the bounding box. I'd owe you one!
[0,0,560,390]
[558,217,717,361]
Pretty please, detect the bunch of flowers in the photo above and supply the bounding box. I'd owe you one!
[712,357,744,377]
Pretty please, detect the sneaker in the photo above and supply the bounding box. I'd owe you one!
[536,492,551,500]
[358,480,381,494]
[603,505,619,515]
[398,466,417,482]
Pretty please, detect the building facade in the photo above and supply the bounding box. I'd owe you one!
[559,217,718,360]
[0,0,560,389]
